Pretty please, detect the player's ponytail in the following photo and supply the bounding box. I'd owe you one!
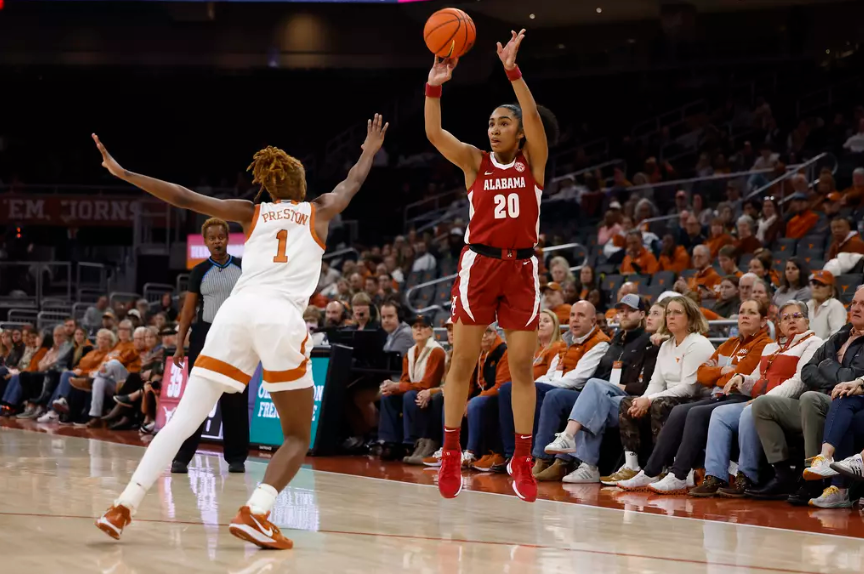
[497,103,560,148]
[247,146,307,203]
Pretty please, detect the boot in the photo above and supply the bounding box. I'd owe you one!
[745,461,797,500]
[403,439,427,464]
[405,439,439,465]
[787,477,826,506]
[534,458,577,482]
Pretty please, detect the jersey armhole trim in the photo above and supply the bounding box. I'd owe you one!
[246,204,261,240]
[309,203,326,250]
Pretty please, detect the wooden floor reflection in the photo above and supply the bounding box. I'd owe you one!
[1,420,863,573]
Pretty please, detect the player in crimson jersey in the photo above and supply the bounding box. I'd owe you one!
[424,29,559,502]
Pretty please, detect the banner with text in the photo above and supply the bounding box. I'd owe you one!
[186,232,246,269]
[0,195,161,226]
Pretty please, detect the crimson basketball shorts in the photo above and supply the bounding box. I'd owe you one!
[450,246,541,331]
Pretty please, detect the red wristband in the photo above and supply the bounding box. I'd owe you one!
[425,83,442,98]
[505,66,522,82]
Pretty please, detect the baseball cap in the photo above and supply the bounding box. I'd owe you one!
[609,201,622,210]
[616,293,647,312]
[412,314,433,328]
[810,269,835,286]
[159,325,177,336]
[449,227,464,236]
[102,310,116,319]
[445,317,453,327]
[127,309,142,320]
[825,192,843,203]
[675,190,687,198]
[541,282,562,293]
[789,191,809,202]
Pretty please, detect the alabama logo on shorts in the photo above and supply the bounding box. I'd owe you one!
[515,162,525,173]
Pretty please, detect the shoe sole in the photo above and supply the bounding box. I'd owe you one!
[808,500,852,509]
[228,523,293,550]
[544,446,576,455]
[53,403,69,414]
[422,462,441,468]
[803,469,838,481]
[95,517,123,540]
[829,463,864,482]
[688,490,719,498]
[716,491,746,499]
[562,478,600,484]
[648,486,689,495]
[617,483,657,492]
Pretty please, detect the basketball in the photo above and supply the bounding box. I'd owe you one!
[423,8,476,59]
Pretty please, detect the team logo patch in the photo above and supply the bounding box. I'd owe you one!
[515,162,525,173]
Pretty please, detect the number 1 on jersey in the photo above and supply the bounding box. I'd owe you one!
[273,229,289,263]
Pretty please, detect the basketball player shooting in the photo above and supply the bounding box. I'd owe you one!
[424,29,559,502]
[91,114,389,549]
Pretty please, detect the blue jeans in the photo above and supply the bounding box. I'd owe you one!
[51,371,76,406]
[2,374,22,406]
[498,381,558,458]
[533,387,581,460]
[378,391,419,446]
[466,395,499,454]
[568,378,628,466]
[705,402,762,483]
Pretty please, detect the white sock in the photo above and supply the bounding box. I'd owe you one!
[116,482,147,514]
[625,451,640,470]
[247,484,279,515]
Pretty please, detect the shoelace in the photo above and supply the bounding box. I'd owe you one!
[821,486,841,498]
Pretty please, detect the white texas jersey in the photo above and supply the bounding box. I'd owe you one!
[231,200,325,311]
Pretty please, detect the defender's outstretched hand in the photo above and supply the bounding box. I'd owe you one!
[92,134,125,178]
[361,114,389,154]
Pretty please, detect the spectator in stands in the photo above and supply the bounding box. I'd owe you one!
[807,270,847,340]
[378,315,446,460]
[384,255,405,285]
[726,183,744,218]
[674,245,721,300]
[0,330,13,365]
[605,282,638,321]
[716,203,736,234]
[348,272,364,295]
[714,276,741,319]
[748,249,779,286]
[751,277,778,332]
[757,196,783,245]
[536,301,611,390]
[774,257,812,308]
[577,266,597,300]
[620,230,659,276]
[669,190,690,217]
[16,325,72,420]
[633,299,772,494]
[318,260,341,293]
[842,118,864,154]
[693,300,821,498]
[377,273,397,303]
[303,307,327,346]
[101,309,119,334]
[160,293,178,321]
[616,296,715,490]
[549,256,576,285]
[106,326,163,430]
[840,167,864,208]
[734,215,762,256]
[658,234,690,275]
[718,245,743,279]
[692,194,713,227]
[597,210,622,246]
[363,276,381,306]
[348,293,379,331]
[0,328,39,416]
[49,328,116,421]
[827,216,864,260]
[84,296,109,333]
[706,218,735,259]
[540,295,653,483]
[785,193,819,239]
[381,302,414,357]
[324,300,349,328]
[747,291,864,502]
[822,192,843,219]
[541,282,572,325]
[411,240,436,272]
[678,214,707,255]
[634,198,657,230]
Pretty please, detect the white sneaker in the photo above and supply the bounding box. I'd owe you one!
[461,451,476,468]
[830,453,864,481]
[648,473,689,495]
[686,469,696,488]
[544,432,577,454]
[37,411,58,423]
[809,485,852,508]
[617,470,660,492]
[562,462,600,484]
[803,455,839,480]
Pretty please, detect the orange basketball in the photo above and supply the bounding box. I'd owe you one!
[424,8,476,59]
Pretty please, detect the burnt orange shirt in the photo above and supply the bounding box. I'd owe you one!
[688,266,722,295]
[706,234,735,259]
[475,337,511,397]
[827,234,864,260]
[533,341,565,380]
[551,304,572,326]
[621,247,660,275]
[25,348,47,373]
[785,211,819,239]
[659,246,691,275]
[696,328,772,389]
[397,346,446,393]
[841,185,864,208]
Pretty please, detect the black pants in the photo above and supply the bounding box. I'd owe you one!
[644,393,750,479]
[174,321,249,465]
[19,372,45,403]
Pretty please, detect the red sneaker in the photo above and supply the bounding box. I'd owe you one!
[509,456,537,502]
[437,448,464,499]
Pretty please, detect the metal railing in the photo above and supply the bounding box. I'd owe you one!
[76,263,110,294]
[549,158,627,188]
[404,187,465,228]
[175,273,190,295]
[744,152,836,203]
[322,247,359,263]
[143,283,174,303]
[632,99,709,141]
[549,137,611,179]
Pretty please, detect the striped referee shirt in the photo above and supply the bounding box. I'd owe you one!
[188,256,243,324]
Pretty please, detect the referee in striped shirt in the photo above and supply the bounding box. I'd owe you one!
[172,218,247,474]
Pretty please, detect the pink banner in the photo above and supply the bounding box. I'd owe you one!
[186,233,246,269]
[155,357,188,432]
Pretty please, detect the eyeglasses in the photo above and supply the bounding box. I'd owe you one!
[781,312,805,322]
[809,281,827,287]
[764,196,776,201]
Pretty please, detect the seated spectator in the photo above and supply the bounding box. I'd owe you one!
[536,302,610,390]
[2,329,51,416]
[658,234,690,274]
[678,214,707,255]
[822,192,844,218]
[541,282,572,325]
[597,209,622,246]
[706,218,734,259]
[324,300,349,328]
[826,216,864,261]
[411,241,436,272]
[725,182,744,218]
[303,307,327,346]
[668,189,690,217]
[318,260,341,293]
[752,278,779,337]
[841,118,864,153]
[150,311,168,333]
[561,281,578,305]
[692,194,713,227]
[673,245,721,299]
[364,276,382,306]
[16,325,73,420]
[105,326,163,430]
[714,276,742,319]
[539,295,655,483]
[410,320,455,466]
[0,328,39,416]
[785,193,820,239]
[748,248,779,286]
[380,302,414,357]
[807,270,847,340]
[377,315,446,461]
[0,330,13,365]
[734,215,763,256]
[346,293,379,331]
[773,257,812,308]
[718,245,743,278]
[101,310,118,334]
[756,196,783,245]
[692,300,821,498]
[616,296,715,490]
[620,230,659,276]
[83,296,110,333]
[618,299,771,494]
[576,265,598,300]
[377,273,398,303]
[605,282,637,321]
[746,290,864,502]
[840,167,864,208]
[548,256,576,285]
[717,202,736,234]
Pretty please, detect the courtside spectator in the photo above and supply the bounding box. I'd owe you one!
[807,270,848,340]
[105,326,163,430]
[617,296,714,490]
[377,315,445,460]
[734,215,762,256]
[347,292,379,331]
[536,302,610,390]
[84,296,110,333]
[381,302,414,357]
[841,167,864,207]
[714,276,741,318]
[774,257,812,308]
[1,329,41,415]
[826,217,864,260]
[693,300,821,498]
[785,193,819,239]
[541,283,572,325]
[658,234,690,274]
[50,329,116,422]
[757,196,783,245]
[718,245,743,278]
[706,218,734,259]
[16,325,72,420]
[674,245,721,299]
[620,230,659,275]
[325,300,349,328]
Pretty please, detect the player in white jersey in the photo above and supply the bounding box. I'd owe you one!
[91,114,389,550]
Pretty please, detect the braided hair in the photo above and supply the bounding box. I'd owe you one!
[495,104,560,148]
[247,146,307,204]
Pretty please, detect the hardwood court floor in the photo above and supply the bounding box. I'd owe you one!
[0,424,863,573]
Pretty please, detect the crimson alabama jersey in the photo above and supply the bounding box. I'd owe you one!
[464,151,542,249]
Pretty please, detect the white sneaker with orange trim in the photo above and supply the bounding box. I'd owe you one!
[95,504,132,540]
[229,506,294,550]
